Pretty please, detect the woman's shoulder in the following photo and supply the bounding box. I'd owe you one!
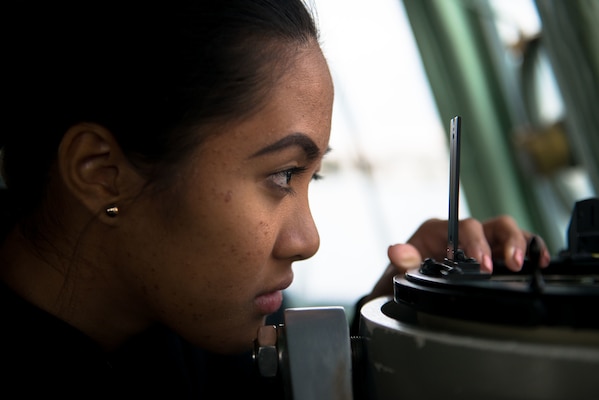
[0,281,116,395]
[0,281,106,364]
[0,282,283,397]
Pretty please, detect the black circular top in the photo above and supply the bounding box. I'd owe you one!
[394,255,599,329]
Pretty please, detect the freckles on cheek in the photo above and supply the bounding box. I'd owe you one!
[258,220,271,237]
[227,221,273,265]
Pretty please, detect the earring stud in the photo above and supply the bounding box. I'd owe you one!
[106,206,119,217]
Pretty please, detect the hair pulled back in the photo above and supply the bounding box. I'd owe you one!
[1,0,319,234]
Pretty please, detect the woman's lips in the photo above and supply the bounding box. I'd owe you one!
[255,290,284,315]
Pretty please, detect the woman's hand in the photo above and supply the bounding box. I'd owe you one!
[367,215,551,301]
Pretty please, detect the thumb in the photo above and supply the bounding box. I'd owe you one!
[368,243,423,301]
[387,243,422,272]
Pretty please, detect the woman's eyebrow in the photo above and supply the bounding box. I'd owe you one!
[250,132,327,160]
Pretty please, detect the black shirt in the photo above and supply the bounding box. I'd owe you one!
[0,281,283,399]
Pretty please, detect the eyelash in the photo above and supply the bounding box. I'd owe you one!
[270,167,323,194]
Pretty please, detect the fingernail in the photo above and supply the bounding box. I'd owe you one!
[513,247,524,266]
[542,249,551,267]
[482,254,493,272]
[399,254,421,269]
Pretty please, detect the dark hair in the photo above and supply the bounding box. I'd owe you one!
[1,0,319,228]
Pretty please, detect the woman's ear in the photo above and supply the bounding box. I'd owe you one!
[58,122,141,217]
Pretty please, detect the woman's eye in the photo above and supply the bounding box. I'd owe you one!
[271,169,294,188]
[267,166,323,194]
[268,166,309,193]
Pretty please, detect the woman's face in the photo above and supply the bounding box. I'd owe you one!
[123,44,334,353]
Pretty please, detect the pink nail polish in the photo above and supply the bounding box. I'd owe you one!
[513,247,524,266]
[483,254,493,272]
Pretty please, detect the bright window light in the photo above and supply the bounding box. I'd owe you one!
[286,0,461,309]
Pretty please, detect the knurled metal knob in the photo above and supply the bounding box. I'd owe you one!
[253,324,279,378]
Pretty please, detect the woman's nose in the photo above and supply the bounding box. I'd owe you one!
[273,202,320,261]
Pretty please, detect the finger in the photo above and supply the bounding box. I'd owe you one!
[519,232,551,269]
[387,243,422,272]
[533,235,552,268]
[368,244,423,301]
[483,215,529,271]
[456,218,493,272]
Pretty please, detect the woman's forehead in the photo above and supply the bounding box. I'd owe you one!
[198,45,333,153]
